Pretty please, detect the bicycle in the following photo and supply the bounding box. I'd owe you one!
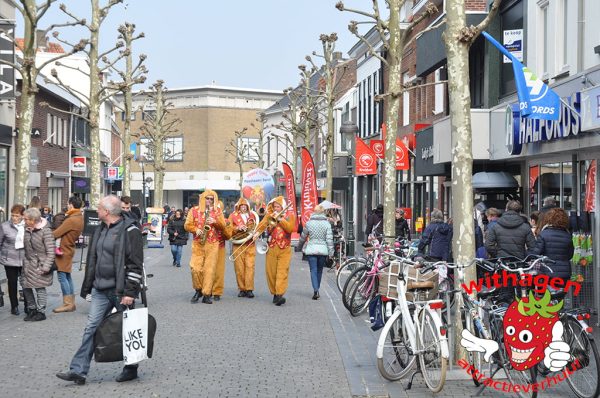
[375,256,449,392]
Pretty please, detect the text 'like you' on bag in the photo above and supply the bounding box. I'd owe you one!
[123,307,149,365]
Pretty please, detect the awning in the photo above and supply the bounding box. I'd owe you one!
[472,172,518,189]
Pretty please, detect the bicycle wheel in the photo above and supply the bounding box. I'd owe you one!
[348,273,376,317]
[563,316,600,398]
[377,311,416,380]
[342,265,368,311]
[418,308,448,393]
[462,306,484,387]
[336,257,366,293]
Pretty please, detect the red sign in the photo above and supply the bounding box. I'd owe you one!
[395,139,409,170]
[71,156,86,172]
[400,207,412,221]
[355,138,377,175]
[369,140,384,159]
[282,163,298,232]
[300,147,318,226]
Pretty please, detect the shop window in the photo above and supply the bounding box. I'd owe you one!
[529,165,539,211]
[561,162,573,211]
[538,163,560,208]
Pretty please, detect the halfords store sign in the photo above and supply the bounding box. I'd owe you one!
[505,93,581,156]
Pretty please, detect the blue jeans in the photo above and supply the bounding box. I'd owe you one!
[307,255,326,292]
[170,244,183,265]
[70,288,132,376]
[57,271,74,295]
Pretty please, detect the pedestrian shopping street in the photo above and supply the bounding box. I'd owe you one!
[0,244,579,397]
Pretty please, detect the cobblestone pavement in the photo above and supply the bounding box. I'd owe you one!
[0,244,593,397]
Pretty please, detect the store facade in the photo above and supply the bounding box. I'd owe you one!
[489,67,600,315]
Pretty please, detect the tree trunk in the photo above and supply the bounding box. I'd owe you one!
[325,96,334,201]
[88,0,102,209]
[122,50,134,196]
[15,88,35,205]
[14,1,39,205]
[152,86,165,208]
[445,0,475,362]
[383,2,403,244]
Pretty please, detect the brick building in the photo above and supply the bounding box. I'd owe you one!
[114,85,281,210]
[15,78,80,212]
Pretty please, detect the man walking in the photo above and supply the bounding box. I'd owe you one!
[56,195,144,385]
[485,200,536,259]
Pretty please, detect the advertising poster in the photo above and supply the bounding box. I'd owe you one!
[503,29,523,63]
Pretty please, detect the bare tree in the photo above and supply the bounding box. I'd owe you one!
[43,0,126,208]
[136,80,182,208]
[444,0,501,359]
[337,0,438,244]
[249,113,267,170]
[112,23,147,196]
[2,0,85,204]
[225,127,249,193]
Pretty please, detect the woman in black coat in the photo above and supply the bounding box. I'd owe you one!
[167,209,188,267]
[530,207,574,284]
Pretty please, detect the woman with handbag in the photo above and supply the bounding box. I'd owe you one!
[298,205,334,300]
[167,209,187,267]
[22,207,55,321]
[0,204,26,315]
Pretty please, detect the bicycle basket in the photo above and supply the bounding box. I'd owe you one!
[378,260,439,301]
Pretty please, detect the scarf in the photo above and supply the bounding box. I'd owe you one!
[14,221,25,249]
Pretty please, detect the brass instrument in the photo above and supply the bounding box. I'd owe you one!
[267,202,294,228]
[198,208,211,245]
[229,211,259,261]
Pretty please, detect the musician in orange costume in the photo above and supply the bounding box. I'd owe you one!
[184,190,226,304]
[229,198,259,298]
[254,196,296,306]
[212,200,232,301]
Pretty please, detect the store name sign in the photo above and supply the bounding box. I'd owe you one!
[506,93,581,155]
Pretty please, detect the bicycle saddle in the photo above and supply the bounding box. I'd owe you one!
[476,286,497,300]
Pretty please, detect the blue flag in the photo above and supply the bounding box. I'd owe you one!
[482,31,560,121]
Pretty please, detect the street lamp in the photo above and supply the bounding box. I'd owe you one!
[340,120,359,256]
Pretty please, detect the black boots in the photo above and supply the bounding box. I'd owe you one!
[11,307,19,315]
[202,295,213,304]
[56,371,86,385]
[116,365,138,382]
[246,291,255,298]
[213,295,221,302]
[273,295,279,303]
[191,290,202,303]
[24,309,37,321]
[275,296,286,306]
[238,291,247,297]
[312,291,319,300]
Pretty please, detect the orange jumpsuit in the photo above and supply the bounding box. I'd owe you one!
[212,212,232,297]
[257,210,296,296]
[229,208,258,292]
[184,191,226,296]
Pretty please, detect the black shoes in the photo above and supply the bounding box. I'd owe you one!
[191,290,202,304]
[32,312,46,321]
[246,291,255,298]
[11,307,19,315]
[24,309,37,321]
[116,366,138,382]
[56,371,86,385]
[172,261,177,266]
[273,295,279,303]
[213,295,221,302]
[238,291,247,298]
[176,263,181,267]
[312,291,319,300]
[275,296,286,306]
[202,296,213,304]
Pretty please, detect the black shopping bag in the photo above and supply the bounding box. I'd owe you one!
[93,311,157,363]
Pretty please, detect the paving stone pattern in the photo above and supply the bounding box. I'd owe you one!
[0,244,589,397]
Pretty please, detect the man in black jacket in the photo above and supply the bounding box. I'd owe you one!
[57,195,144,385]
[485,200,536,259]
[365,204,384,241]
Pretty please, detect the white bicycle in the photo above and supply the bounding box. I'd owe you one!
[376,257,449,393]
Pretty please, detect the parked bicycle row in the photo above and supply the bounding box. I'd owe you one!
[331,237,600,398]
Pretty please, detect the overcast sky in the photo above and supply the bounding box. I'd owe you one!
[20,0,370,92]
